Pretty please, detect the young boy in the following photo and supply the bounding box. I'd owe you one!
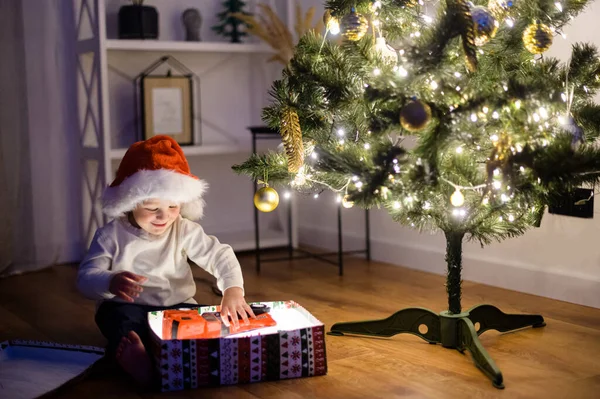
[76,135,255,387]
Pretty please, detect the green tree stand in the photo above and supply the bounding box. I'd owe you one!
[328,231,546,389]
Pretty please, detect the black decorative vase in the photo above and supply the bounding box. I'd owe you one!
[118,5,159,39]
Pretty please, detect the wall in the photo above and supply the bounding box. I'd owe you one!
[296,1,600,309]
[103,0,290,240]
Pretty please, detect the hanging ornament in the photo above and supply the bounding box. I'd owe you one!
[454,0,479,72]
[374,37,397,63]
[340,7,369,41]
[491,132,513,161]
[400,99,432,132]
[323,9,340,35]
[471,6,498,46]
[563,116,585,148]
[523,22,554,54]
[280,106,304,173]
[486,132,513,184]
[254,186,279,212]
[561,79,585,148]
[488,0,515,19]
[450,189,465,207]
[342,195,354,208]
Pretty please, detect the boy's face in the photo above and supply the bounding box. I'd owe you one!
[132,199,180,235]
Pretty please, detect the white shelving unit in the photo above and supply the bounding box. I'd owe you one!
[75,0,296,252]
[108,144,243,160]
[106,39,274,54]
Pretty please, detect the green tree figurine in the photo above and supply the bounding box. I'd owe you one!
[212,0,250,43]
[233,0,600,389]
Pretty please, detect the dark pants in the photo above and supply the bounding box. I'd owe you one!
[95,301,203,358]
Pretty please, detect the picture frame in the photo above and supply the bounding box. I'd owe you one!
[140,75,194,145]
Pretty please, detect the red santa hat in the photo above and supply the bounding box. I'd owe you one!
[101,135,208,221]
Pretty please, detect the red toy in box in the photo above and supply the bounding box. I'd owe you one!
[162,303,276,339]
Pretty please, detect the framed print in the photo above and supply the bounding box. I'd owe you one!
[141,75,193,145]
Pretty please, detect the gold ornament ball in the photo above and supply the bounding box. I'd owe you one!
[523,22,553,54]
[450,189,465,207]
[323,9,332,25]
[400,100,432,132]
[471,6,498,46]
[340,8,369,41]
[254,186,279,212]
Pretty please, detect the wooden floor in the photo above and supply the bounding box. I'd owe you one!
[1,250,599,398]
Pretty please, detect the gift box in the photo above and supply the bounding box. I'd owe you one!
[147,300,327,392]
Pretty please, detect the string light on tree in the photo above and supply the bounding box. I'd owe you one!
[342,195,354,208]
[323,9,340,35]
[555,2,563,12]
[397,66,409,77]
[293,171,306,186]
[450,189,465,207]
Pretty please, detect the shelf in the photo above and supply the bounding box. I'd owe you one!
[215,229,289,252]
[109,144,245,160]
[105,39,274,54]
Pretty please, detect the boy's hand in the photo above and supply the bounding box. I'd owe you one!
[109,271,147,302]
[220,287,255,328]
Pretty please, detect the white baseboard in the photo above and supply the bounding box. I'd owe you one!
[299,225,600,309]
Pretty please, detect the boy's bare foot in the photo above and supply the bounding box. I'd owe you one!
[115,331,154,388]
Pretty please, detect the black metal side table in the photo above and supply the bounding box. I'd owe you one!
[249,126,371,276]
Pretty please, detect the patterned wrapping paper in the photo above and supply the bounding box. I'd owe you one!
[148,301,328,392]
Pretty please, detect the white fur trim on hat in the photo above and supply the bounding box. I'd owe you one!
[101,169,208,220]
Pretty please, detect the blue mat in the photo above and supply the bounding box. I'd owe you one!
[0,340,104,399]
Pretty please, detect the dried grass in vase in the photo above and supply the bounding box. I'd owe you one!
[231,2,324,65]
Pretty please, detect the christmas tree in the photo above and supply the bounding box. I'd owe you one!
[212,0,250,43]
[233,0,600,388]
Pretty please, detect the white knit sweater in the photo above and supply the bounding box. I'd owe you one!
[76,215,244,307]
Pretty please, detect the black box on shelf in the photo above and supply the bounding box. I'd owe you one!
[118,5,159,40]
